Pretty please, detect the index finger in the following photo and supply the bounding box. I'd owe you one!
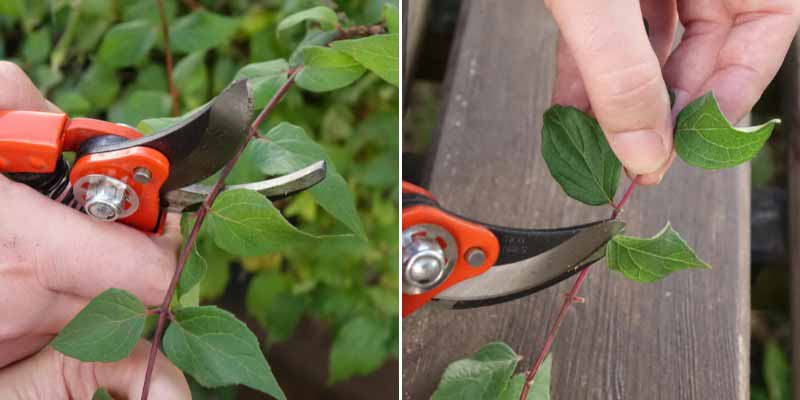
[0,61,61,112]
[664,2,800,121]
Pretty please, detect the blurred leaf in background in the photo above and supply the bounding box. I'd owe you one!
[0,0,398,393]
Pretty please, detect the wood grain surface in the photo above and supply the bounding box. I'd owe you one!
[403,1,750,399]
[784,39,800,400]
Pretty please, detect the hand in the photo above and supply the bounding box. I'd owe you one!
[0,61,189,399]
[546,0,800,184]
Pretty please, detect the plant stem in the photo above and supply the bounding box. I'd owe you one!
[156,0,180,117]
[139,67,302,400]
[612,176,639,219]
[518,175,640,400]
[518,267,591,400]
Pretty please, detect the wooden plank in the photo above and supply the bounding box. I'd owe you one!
[403,0,431,85]
[403,1,750,399]
[783,40,800,399]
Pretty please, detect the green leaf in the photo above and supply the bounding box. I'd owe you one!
[52,289,146,362]
[109,90,172,127]
[277,6,339,35]
[234,59,289,109]
[246,271,305,342]
[328,317,390,383]
[764,340,791,400]
[198,240,232,301]
[330,34,399,86]
[52,91,91,116]
[497,355,551,400]
[122,0,176,25]
[32,65,62,94]
[383,3,399,33]
[21,27,50,64]
[296,46,366,92]
[189,377,238,400]
[541,105,621,205]
[606,223,711,283]
[177,243,207,302]
[675,92,779,169]
[170,11,240,54]
[173,51,209,109]
[132,64,168,92]
[255,123,366,240]
[205,189,319,256]
[431,341,522,400]
[213,57,238,94]
[97,20,156,68]
[163,306,285,400]
[78,63,120,109]
[498,375,526,400]
[92,388,114,400]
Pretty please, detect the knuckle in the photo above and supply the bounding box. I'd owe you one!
[0,60,25,79]
[589,61,667,132]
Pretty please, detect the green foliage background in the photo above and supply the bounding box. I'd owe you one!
[0,0,398,393]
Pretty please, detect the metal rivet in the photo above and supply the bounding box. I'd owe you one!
[465,248,486,267]
[133,167,152,183]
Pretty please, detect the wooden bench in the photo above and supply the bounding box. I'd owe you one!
[403,1,749,399]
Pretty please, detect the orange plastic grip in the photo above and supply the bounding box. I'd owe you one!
[402,182,500,317]
[0,110,68,173]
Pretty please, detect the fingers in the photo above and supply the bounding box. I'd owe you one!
[546,0,673,179]
[94,340,191,400]
[0,180,177,306]
[152,212,184,252]
[0,61,60,112]
[665,1,800,122]
[0,341,190,399]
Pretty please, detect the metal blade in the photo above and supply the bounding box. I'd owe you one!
[87,80,254,192]
[164,161,326,212]
[434,219,625,308]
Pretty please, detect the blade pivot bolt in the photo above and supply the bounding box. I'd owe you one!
[74,174,139,222]
[402,225,458,295]
[465,248,486,267]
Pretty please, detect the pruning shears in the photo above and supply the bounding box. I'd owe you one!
[0,80,326,234]
[402,182,625,317]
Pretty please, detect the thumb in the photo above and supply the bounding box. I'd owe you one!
[547,0,672,176]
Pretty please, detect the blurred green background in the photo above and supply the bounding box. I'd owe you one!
[0,0,398,398]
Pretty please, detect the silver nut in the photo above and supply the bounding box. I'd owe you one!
[74,175,139,222]
[465,248,486,267]
[133,167,152,183]
[403,236,447,293]
[408,254,444,283]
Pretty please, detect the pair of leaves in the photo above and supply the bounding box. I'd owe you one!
[53,289,285,399]
[542,92,779,206]
[541,93,776,283]
[279,5,399,91]
[431,342,551,400]
[295,35,399,91]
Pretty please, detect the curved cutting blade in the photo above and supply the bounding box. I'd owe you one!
[434,219,625,308]
[87,79,254,192]
[165,161,327,212]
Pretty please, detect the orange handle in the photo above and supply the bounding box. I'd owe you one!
[402,182,500,317]
[0,110,170,233]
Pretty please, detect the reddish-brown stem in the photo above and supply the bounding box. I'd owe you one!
[519,175,640,399]
[139,68,302,400]
[518,268,591,399]
[156,0,180,117]
[612,176,639,219]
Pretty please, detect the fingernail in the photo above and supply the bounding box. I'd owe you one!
[610,130,669,175]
